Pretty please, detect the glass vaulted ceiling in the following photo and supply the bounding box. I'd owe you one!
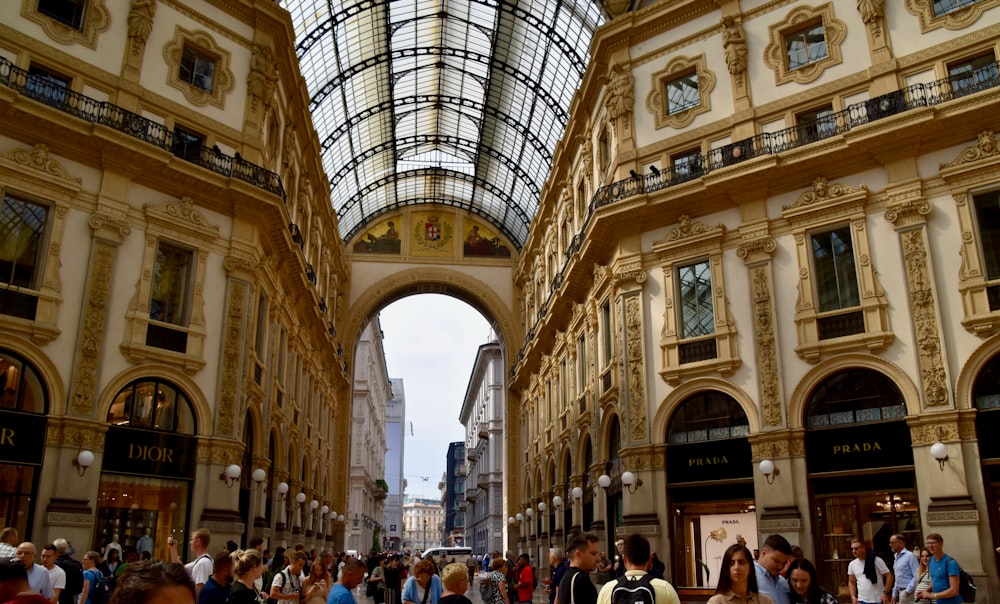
[283,0,605,250]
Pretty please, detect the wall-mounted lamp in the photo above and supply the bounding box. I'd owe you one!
[597,474,611,493]
[72,449,94,476]
[525,507,533,518]
[277,481,289,500]
[251,468,267,488]
[621,471,643,494]
[515,512,523,522]
[310,499,319,511]
[552,495,563,511]
[537,502,546,513]
[930,442,948,471]
[220,463,242,487]
[758,459,779,485]
[337,514,345,522]
[321,505,329,516]
[507,516,515,525]
[295,492,307,504]
[571,487,583,501]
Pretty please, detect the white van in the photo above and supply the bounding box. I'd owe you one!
[421,546,473,561]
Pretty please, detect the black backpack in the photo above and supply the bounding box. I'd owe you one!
[611,573,656,604]
[56,556,84,604]
[944,555,976,603]
[86,570,111,604]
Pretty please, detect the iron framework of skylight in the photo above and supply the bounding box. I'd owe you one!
[283,0,605,250]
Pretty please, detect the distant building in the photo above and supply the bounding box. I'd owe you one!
[383,378,406,550]
[444,442,466,545]
[459,341,505,554]
[402,496,445,551]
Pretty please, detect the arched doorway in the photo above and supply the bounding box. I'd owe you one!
[0,348,48,539]
[804,369,918,599]
[974,352,1000,570]
[665,390,754,590]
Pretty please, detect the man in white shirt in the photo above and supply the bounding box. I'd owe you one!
[848,538,892,604]
[168,528,214,595]
[41,544,65,604]
[15,542,54,600]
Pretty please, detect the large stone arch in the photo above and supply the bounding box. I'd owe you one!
[955,333,1000,410]
[652,377,761,442]
[1,336,65,416]
[97,365,212,437]
[787,353,922,429]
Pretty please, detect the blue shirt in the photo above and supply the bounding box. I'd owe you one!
[928,556,962,604]
[550,560,569,604]
[892,549,919,597]
[401,574,443,604]
[197,576,230,604]
[754,561,790,604]
[328,583,357,604]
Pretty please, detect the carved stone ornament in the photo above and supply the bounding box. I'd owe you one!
[21,0,110,49]
[127,0,156,53]
[70,241,117,415]
[784,177,868,210]
[940,131,1000,169]
[857,0,885,23]
[752,266,784,427]
[216,281,246,436]
[901,230,950,407]
[659,214,725,244]
[624,295,647,442]
[223,255,256,274]
[248,44,280,111]
[722,15,748,76]
[0,144,81,183]
[603,63,634,123]
[883,198,932,225]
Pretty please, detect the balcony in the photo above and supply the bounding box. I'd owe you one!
[0,56,284,197]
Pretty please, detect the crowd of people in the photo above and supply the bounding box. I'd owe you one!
[0,525,977,604]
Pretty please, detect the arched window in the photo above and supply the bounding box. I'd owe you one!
[667,391,748,444]
[0,349,47,413]
[805,369,905,427]
[107,379,195,434]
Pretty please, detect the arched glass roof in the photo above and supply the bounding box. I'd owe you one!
[282,0,606,249]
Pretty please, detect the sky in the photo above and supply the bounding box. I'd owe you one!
[377,294,493,501]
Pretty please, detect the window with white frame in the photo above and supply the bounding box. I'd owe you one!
[678,260,714,339]
[811,225,861,314]
[785,21,828,71]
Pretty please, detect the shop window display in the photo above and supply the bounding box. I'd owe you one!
[0,349,47,539]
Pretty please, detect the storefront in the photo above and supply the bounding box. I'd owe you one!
[974,353,1000,565]
[665,391,755,592]
[804,369,919,599]
[95,378,198,561]
[0,349,47,540]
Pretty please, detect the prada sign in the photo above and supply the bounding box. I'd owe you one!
[806,420,913,474]
[667,437,752,484]
[0,409,47,465]
[103,426,197,479]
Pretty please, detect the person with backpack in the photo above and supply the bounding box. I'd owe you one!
[557,532,599,604]
[52,539,82,604]
[80,551,111,604]
[916,534,962,604]
[480,558,510,604]
[269,551,309,604]
[168,528,215,596]
[597,534,679,604]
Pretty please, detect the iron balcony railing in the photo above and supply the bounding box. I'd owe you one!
[0,56,284,198]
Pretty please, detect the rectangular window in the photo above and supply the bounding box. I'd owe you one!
[25,64,70,107]
[933,0,980,16]
[678,260,714,339]
[560,359,568,408]
[0,194,48,289]
[180,45,216,92]
[797,105,838,144]
[601,301,612,366]
[973,190,1000,280]
[171,125,204,162]
[577,334,586,392]
[255,294,268,353]
[948,52,999,98]
[599,130,611,171]
[672,149,703,182]
[149,241,192,325]
[37,0,86,31]
[666,71,700,115]
[785,22,828,70]
[812,226,861,312]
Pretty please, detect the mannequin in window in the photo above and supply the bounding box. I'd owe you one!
[104,534,123,560]
[137,528,154,558]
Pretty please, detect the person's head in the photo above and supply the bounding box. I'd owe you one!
[0,559,31,602]
[849,537,868,560]
[53,538,70,556]
[548,548,564,567]
[621,534,651,569]
[224,540,239,554]
[889,534,907,554]
[758,534,792,576]
[925,533,944,557]
[231,549,263,579]
[413,558,437,587]
[247,538,264,553]
[289,551,308,573]
[41,544,58,569]
[715,544,758,595]
[516,553,529,568]
[490,557,506,571]
[212,551,234,581]
[190,529,210,554]
[0,527,17,546]
[83,551,103,569]
[917,547,931,572]
[108,548,121,563]
[15,542,36,569]
[311,560,330,580]
[614,539,624,554]
[565,532,599,572]
[339,558,367,589]
[109,560,196,604]
[270,547,287,571]
[787,558,821,602]
[441,563,469,592]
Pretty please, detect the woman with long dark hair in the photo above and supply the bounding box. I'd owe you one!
[787,558,837,604]
[707,544,773,604]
